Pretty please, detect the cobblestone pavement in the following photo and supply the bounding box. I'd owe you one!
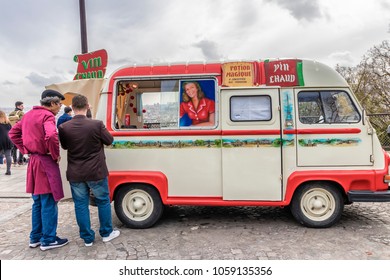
[1,197,390,260]
[1,164,390,260]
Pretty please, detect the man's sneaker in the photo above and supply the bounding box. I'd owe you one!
[29,241,41,248]
[40,237,69,251]
[102,230,120,242]
[85,242,93,247]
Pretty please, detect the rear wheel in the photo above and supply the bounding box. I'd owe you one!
[290,183,344,228]
[114,184,163,229]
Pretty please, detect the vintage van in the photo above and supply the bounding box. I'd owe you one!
[54,59,390,229]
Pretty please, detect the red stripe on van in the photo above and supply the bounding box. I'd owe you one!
[109,129,282,137]
[109,128,360,137]
[222,130,280,135]
[165,197,288,206]
[283,128,361,135]
[110,130,222,137]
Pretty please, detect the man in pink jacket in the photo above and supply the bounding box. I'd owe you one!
[9,89,69,251]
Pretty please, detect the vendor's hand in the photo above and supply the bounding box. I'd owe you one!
[57,156,61,164]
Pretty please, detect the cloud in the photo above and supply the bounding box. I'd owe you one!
[25,72,65,88]
[328,51,354,66]
[1,80,15,86]
[0,0,389,108]
[193,40,222,61]
[264,0,323,21]
[231,0,260,28]
[381,0,390,10]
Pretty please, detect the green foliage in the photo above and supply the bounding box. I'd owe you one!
[272,138,281,147]
[194,139,205,146]
[214,139,222,147]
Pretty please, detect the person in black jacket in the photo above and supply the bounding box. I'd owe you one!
[56,106,73,128]
[58,94,120,247]
[0,111,13,175]
[9,101,25,165]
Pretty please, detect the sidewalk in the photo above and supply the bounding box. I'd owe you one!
[0,164,31,224]
[0,164,30,198]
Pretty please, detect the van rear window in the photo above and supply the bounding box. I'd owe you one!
[230,95,272,121]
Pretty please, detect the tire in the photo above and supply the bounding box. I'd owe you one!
[290,183,344,228]
[114,184,163,229]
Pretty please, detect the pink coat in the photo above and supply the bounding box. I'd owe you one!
[9,106,64,201]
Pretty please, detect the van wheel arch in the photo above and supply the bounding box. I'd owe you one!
[114,183,163,229]
[290,181,345,228]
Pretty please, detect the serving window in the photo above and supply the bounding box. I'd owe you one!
[114,78,217,130]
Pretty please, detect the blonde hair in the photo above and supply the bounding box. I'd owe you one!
[182,82,205,102]
[0,110,10,124]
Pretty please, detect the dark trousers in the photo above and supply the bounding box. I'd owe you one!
[11,145,24,164]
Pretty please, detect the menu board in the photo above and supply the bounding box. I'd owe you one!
[222,62,254,87]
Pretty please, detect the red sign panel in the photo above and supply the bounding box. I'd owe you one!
[73,49,108,80]
[264,59,302,87]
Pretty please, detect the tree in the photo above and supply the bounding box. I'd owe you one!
[336,40,390,147]
[336,40,390,114]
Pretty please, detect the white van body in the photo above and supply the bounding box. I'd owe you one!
[58,59,390,228]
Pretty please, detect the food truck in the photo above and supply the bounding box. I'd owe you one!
[52,58,390,229]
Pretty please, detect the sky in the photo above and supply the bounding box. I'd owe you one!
[0,0,389,108]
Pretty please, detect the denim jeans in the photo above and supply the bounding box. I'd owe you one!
[30,194,58,245]
[70,177,113,243]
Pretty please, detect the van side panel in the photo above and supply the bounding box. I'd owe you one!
[105,138,223,197]
[220,88,283,200]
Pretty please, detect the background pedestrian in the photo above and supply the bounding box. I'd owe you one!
[0,111,13,175]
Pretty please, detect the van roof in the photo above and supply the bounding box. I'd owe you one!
[105,59,348,92]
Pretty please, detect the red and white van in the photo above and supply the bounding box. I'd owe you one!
[55,58,390,228]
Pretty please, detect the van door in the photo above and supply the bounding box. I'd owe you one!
[296,89,374,166]
[220,88,283,200]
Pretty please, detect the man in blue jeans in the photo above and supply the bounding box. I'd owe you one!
[9,90,69,251]
[58,94,119,246]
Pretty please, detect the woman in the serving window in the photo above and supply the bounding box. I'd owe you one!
[179,81,215,126]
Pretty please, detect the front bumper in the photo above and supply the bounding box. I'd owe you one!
[347,190,390,202]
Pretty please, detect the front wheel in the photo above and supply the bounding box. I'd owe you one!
[114,184,163,229]
[290,183,344,228]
